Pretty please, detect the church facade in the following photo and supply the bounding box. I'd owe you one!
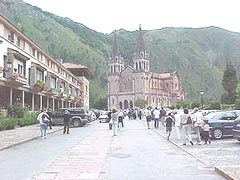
[108,26,185,110]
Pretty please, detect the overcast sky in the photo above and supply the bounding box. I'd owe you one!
[23,0,240,34]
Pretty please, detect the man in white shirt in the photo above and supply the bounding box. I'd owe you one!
[153,107,160,129]
[191,108,204,145]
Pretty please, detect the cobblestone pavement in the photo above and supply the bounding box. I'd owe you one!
[149,120,240,180]
[34,123,112,180]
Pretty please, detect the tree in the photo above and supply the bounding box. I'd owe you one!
[134,99,147,109]
[222,61,238,104]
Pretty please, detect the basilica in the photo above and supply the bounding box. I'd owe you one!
[108,26,185,110]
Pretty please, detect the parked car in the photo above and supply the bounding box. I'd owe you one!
[203,111,240,139]
[233,116,240,141]
[52,108,90,127]
[99,111,110,123]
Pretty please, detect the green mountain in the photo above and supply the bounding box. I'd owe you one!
[1,0,240,106]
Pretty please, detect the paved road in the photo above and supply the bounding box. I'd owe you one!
[98,119,224,180]
[0,122,99,180]
[34,119,224,180]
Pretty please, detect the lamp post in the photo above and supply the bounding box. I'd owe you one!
[200,90,204,109]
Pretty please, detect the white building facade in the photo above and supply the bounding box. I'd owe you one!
[0,15,90,110]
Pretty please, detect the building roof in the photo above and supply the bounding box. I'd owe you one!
[63,63,92,78]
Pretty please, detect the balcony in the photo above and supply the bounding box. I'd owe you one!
[46,88,59,96]
[32,81,47,92]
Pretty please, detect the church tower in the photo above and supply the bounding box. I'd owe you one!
[133,25,149,72]
[108,30,124,75]
[108,30,124,110]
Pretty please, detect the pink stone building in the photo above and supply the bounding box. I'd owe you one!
[108,26,185,110]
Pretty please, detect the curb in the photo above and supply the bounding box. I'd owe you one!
[215,167,239,180]
[0,127,63,151]
[152,128,212,167]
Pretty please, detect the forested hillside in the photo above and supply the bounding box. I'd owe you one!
[1,0,240,105]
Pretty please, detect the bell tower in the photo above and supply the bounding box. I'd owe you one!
[108,30,124,75]
[108,30,124,110]
[133,25,149,72]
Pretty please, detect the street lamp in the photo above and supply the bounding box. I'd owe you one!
[200,90,204,109]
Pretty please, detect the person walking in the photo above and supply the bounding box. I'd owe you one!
[173,110,181,139]
[63,110,71,134]
[118,110,124,128]
[144,107,152,129]
[153,107,160,129]
[37,109,50,139]
[180,108,194,145]
[191,108,204,145]
[202,120,211,144]
[112,109,119,136]
[165,112,174,140]
[160,107,167,127]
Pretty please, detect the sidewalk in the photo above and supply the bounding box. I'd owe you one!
[0,124,63,151]
[148,120,240,180]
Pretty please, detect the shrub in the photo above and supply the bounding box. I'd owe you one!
[0,118,18,130]
[209,101,221,110]
[0,112,38,131]
[235,99,240,110]
[8,104,28,118]
[191,102,200,109]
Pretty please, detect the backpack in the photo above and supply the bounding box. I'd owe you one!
[186,116,192,124]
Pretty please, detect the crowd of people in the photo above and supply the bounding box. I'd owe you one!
[37,107,211,145]
[107,107,211,145]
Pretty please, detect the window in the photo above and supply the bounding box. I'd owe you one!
[50,76,56,89]
[36,69,43,81]
[8,31,14,42]
[18,64,23,75]
[13,58,25,76]
[32,48,36,57]
[17,37,20,47]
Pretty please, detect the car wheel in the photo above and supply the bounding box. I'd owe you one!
[72,119,83,127]
[212,128,223,139]
[237,138,240,141]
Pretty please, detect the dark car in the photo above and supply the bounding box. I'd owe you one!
[233,116,240,141]
[203,111,240,139]
[52,108,90,127]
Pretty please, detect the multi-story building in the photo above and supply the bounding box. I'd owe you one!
[0,15,91,111]
[108,26,185,110]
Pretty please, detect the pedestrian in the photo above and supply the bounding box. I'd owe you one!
[46,108,53,129]
[202,120,211,144]
[37,109,50,139]
[160,107,167,127]
[108,110,113,130]
[138,109,142,120]
[63,110,71,134]
[180,108,194,145]
[165,112,174,140]
[144,107,152,129]
[173,110,181,139]
[118,110,124,128]
[112,108,119,136]
[191,107,204,145]
[153,107,160,128]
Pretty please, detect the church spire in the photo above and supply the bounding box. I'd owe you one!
[134,24,147,59]
[133,25,149,72]
[109,30,124,75]
[112,30,122,63]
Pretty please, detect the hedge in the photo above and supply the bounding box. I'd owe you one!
[0,113,38,131]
